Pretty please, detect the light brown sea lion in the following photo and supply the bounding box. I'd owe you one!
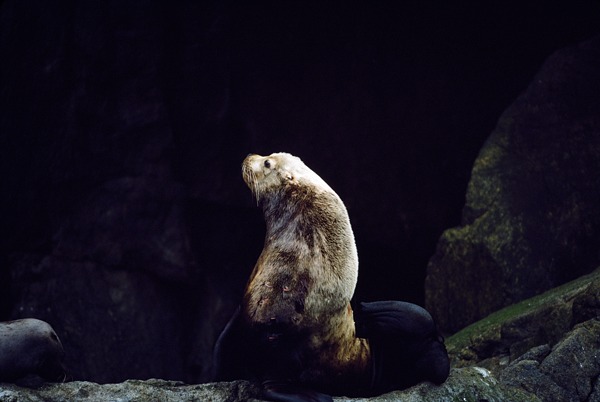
[241,152,370,393]
[214,152,449,401]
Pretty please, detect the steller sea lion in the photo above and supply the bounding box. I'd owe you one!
[214,152,449,401]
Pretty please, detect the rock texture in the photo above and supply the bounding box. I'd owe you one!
[425,35,600,333]
[501,320,600,402]
[445,268,600,402]
[0,380,262,402]
[0,369,538,402]
[447,268,600,367]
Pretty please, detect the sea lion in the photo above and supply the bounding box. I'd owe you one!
[0,318,67,383]
[214,152,449,400]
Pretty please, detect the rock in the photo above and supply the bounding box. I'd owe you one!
[447,268,600,370]
[499,360,572,402]
[352,367,538,402]
[0,368,538,402]
[500,320,600,402]
[425,35,600,333]
[444,269,600,401]
[0,380,262,402]
[537,320,600,400]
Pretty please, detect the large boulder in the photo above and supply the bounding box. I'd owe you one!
[425,35,600,333]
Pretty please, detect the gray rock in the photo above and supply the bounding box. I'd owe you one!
[447,268,600,370]
[0,379,262,402]
[500,319,600,402]
[425,35,600,333]
[538,320,600,400]
[442,268,600,402]
[0,368,539,402]
[499,360,572,402]
[345,367,538,402]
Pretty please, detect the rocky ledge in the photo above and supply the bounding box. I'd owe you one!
[2,268,599,401]
[0,368,535,402]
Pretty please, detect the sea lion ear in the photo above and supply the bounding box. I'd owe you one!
[280,168,293,181]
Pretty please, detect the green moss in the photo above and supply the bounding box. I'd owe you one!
[446,268,599,354]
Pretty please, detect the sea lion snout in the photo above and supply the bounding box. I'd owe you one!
[254,304,304,328]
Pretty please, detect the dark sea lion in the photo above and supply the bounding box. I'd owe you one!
[0,318,67,384]
[214,152,449,401]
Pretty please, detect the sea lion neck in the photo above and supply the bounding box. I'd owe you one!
[260,186,306,235]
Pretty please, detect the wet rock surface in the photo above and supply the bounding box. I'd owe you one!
[426,35,600,333]
[0,369,538,402]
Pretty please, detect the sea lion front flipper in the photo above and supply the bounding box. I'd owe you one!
[355,300,450,392]
[262,380,333,402]
[213,305,249,381]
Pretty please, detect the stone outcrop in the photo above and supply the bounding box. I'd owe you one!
[500,320,600,402]
[425,35,600,333]
[446,268,600,402]
[447,268,600,369]
[0,369,538,402]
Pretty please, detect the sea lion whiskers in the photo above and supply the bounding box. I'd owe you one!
[242,161,262,204]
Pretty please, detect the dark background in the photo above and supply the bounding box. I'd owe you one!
[1,0,600,383]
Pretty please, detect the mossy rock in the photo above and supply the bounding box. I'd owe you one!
[426,35,600,333]
[446,268,600,369]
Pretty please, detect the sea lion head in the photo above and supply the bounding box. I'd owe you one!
[242,152,333,203]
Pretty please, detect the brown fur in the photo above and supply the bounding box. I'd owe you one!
[241,152,371,393]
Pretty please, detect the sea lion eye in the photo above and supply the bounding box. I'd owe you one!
[264,160,271,168]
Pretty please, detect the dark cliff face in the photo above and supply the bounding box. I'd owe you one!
[425,35,600,333]
[1,0,599,384]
